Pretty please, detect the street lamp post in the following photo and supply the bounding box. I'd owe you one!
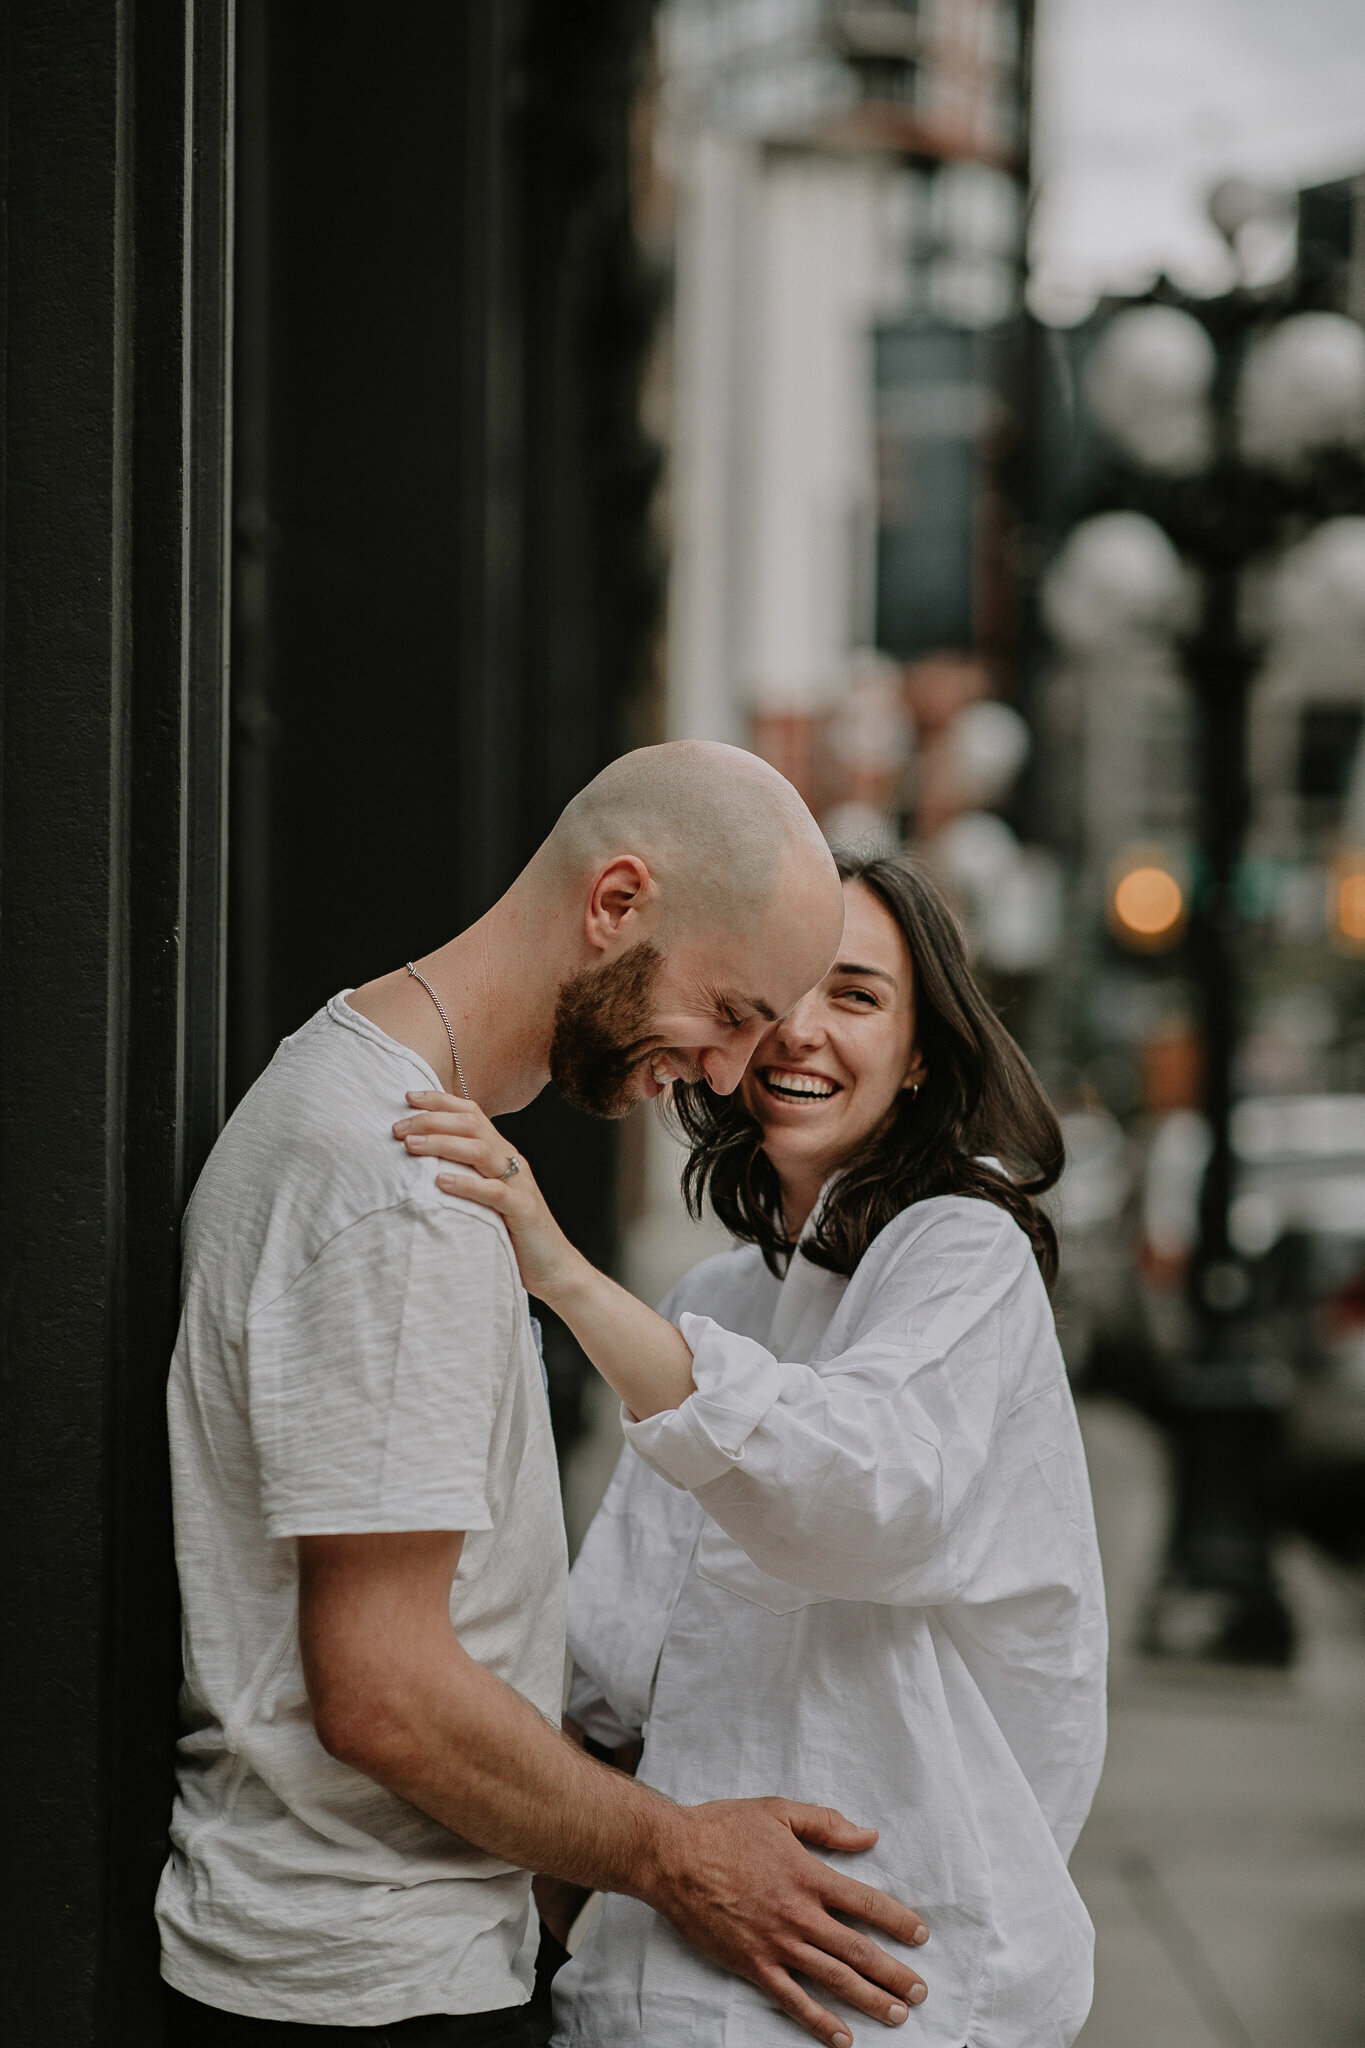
[1082,281,1365,1663]
[1148,321,1285,1661]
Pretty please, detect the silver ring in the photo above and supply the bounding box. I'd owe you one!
[500,1154,521,1181]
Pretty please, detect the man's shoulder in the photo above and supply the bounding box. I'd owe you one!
[184,997,509,1294]
[256,1186,518,1316]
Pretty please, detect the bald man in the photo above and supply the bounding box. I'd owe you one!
[158,746,927,2048]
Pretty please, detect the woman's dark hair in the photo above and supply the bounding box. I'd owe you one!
[672,849,1064,1286]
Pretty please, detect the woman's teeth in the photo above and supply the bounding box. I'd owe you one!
[651,1058,670,1086]
[762,1070,837,1101]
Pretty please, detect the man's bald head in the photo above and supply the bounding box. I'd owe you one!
[536,740,836,936]
[496,743,846,1113]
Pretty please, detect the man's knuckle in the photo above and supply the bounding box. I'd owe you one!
[794,1908,827,1943]
[842,1933,876,1972]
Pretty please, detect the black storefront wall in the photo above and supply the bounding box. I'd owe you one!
[1,3,660,2041]
[0,0,233,2036]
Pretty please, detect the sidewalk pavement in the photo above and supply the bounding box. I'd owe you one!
[1074,1398,1365,2048]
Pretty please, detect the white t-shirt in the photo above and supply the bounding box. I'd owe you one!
[157,994,568,2026]
[555,1199,1107,2048]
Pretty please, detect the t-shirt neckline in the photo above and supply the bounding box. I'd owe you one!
[327,990,445,1095]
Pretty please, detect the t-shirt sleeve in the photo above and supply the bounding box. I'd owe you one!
[245,1199,517,1539]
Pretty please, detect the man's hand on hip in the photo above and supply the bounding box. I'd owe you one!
[641,1797,927,2048]
[298,1530,927,2047]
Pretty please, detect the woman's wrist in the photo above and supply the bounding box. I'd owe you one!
[552,1245,618,1327]
[536,1248,696,1417]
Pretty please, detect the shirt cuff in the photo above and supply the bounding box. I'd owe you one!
[622,1313,787,1492]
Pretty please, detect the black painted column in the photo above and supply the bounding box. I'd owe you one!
[0,3,234,2039]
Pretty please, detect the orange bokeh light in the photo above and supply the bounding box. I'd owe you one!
[1334,861,1365,949]
[1112,864,1184,944]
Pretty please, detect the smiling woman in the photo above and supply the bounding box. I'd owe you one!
[541,852,1103,2048]
[674,849,1065,1284]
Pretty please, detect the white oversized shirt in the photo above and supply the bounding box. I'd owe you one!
[157,996,568,2025]
[553,1197,1107,2048]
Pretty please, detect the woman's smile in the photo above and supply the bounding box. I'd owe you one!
[757,1065,842,1105]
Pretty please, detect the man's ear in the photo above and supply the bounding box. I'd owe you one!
[585,856,655,952]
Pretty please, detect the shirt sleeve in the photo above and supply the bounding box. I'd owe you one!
[622,1208,1038,1606]
[246,1199,517,1539]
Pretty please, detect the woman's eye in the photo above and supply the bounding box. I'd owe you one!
[837,987,878,1007]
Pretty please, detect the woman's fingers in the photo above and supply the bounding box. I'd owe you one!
[395,1096,519,1187]
[403,1130,503,1176]
[435,1170,507,1211]
[397,1091,579,1301]
[405,1089,465,1112]
[396,1104,488,1139]
[399,1091,500,1141]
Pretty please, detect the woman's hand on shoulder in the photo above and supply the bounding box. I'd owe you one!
[393,1091,584,1304]
[396,1093,697,1417]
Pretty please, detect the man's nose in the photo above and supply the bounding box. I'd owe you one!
[698,1025,767,1096]
[771,995,824,1055]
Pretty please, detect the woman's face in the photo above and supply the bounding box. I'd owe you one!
[739,879,926,1190]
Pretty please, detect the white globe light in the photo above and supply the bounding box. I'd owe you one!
[980,849,1064,974]
[931,809,1019,896]
[948,699,1031,808]
[1238,312,1365,469]
[1267,515,1365,661]
[1084,306,1216,475]
[1042,511,1195,658]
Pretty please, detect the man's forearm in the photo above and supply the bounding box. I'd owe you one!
[325,1627,681,1899]
[300,1534,932,2047]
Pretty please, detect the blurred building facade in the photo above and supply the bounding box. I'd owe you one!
[662,0,1028,773]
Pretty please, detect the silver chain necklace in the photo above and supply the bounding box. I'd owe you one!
[405,963,470,1099]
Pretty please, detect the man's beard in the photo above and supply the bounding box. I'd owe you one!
[548,939,666,1119]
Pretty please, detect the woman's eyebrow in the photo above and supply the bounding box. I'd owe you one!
[832,961,896,982]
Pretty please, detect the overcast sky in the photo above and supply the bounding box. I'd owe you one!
[1030,0,1365,318]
